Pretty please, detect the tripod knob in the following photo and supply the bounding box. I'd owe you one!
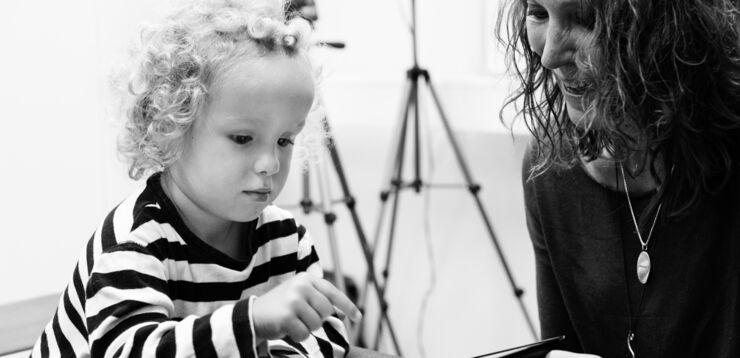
[406,65,430,81]
[323,212,337,225]
[411,179,423,193]
[344,195,356,208]
[514,287,525,298]
[300,198,313,214]
[468,184,481,194]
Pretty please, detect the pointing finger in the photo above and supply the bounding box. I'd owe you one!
[311,278,362,322]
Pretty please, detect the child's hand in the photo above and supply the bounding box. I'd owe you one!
[252,272,362,342]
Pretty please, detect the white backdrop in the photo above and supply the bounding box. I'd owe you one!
[0,1,538,357]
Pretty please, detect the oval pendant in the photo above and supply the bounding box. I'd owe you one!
[627,332,636,358]
[637,251,651,284]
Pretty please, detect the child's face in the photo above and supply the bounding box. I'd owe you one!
[167,54,314,225]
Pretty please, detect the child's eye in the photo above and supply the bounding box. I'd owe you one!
[277,138,295,147]
[230,135,253,145]
[526,4,549,21]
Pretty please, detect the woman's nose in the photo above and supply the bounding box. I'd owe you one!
[540,24,575,70]
[254,149,280,176]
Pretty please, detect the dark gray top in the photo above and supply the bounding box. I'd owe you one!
[522,147,740,358]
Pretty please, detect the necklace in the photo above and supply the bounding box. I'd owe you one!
[619,163,663,285]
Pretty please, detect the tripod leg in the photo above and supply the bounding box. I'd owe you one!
[300,162,313,214]
[372,76,418,352]
[372,155,406,351]
[313,156,357,340]
[412,69,422,192]
[321,116,405,354]
[422,75,539,340]
[315,158,346,294]
[359,78,414,318]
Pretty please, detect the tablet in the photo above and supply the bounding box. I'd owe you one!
[470,335,566,358]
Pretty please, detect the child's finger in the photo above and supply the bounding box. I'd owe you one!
[306,289,335,319]
[295,300,324,332]
[311,278,361,322]
[333,306,346,320]
[285,317,312,343]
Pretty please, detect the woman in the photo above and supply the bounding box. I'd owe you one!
[499,0,740,357]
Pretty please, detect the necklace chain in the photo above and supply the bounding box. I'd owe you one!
[619,163,662,250]
[619,162,666,357]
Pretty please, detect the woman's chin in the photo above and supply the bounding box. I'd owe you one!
[566,105,597,129]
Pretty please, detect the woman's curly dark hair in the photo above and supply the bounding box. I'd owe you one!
[497,0,740,214]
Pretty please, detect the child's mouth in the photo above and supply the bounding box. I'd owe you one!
[244,190,270,202]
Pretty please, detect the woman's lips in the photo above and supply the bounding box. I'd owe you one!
[562,80,589,95]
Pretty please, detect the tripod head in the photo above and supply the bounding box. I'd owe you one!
[286,0,319,24]
[286,0,345,50]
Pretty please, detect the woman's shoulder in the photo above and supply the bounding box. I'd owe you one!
[522,141,584,188]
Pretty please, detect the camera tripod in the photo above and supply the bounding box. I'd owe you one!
[367,0,538,350]
[291,115,404,355]
[283,1,403,354]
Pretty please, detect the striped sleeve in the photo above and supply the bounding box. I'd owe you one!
[86,242,260,358]
[295,224,321,275]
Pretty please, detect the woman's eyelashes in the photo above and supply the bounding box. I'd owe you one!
[572,8,594,29]
[525,3,593,29]
[526,4,549,21]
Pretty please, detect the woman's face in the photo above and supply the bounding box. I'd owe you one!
[525,0,594,126]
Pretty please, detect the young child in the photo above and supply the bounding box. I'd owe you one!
[30,1,367,357]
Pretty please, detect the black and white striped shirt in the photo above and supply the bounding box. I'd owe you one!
[31,173,349,358]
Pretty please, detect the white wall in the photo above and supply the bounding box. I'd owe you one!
[0,1,538,357]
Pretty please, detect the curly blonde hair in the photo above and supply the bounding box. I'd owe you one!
[118,0,316,180]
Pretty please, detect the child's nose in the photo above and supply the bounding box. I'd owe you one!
[254,150,280,176]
